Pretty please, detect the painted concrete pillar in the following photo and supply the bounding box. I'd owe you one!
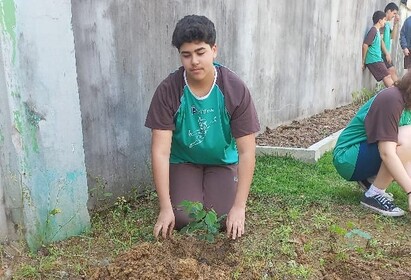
[0,0,90,251]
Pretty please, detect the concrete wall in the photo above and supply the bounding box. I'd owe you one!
[71,0,398,208]
[0,0,90,251]
[0,0,403,246]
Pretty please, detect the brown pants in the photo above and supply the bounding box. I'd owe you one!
[169,163,238,229]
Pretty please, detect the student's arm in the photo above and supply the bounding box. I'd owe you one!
[226,133,256,240]
[362,43,369,70]
[378,141,411,211]
[381,39,391,64]
[400,22,410,56]
[151,129,175,239]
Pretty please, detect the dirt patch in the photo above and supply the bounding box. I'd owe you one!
[90,236,238,280]
[256,103,361,148]
[322,253,411,280]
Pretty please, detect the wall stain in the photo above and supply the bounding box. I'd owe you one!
[0,0,16,62]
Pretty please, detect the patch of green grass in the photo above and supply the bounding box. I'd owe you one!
[6,152,411,279]
[252,152,361,206]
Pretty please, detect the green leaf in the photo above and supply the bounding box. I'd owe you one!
[204,211,217,226]
[192,202,204,212]
[208,224,218,234]
[194,209,207,221]
[329,224,347,236]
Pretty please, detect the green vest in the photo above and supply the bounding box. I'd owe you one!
[365,27,383,64]
[170,79,238,164]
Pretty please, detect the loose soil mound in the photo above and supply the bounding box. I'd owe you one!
[256,103,361,148]
[90,236,239,280]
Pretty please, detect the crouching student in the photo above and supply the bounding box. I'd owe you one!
[145,15,260,240]
[333,73,411,217]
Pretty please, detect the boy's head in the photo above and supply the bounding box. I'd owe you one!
[372,11,386,25]
[384,2,399,20]
[385,2,399,13]
[172,15,216,50]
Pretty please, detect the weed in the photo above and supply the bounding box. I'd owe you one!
[88,176,113,206]
[351,88,374,105]
[14,264,40,279]
[286,260,312,278]
[312,212,333,230]
[351,83,384,105]
[179,200,226,242]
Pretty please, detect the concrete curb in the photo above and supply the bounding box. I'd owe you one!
[256,129,343,163]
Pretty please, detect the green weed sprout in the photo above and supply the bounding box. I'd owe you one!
[179,200,226,242]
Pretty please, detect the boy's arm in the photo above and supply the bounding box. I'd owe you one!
[381,39,391,63]
[400,21,408,50]
[226,133,256,240]
[362,43,369,70]
[151,129,174,238]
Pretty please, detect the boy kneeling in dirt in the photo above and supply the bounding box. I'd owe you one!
[333,73,411,217]
[145,15,260,239]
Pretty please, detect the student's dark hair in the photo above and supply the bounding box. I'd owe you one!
[172,15,216,50]
[372,11,386,24]
[385,2,399,12]
[394,72,411,109]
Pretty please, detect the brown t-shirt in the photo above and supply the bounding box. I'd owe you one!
[145,65,260,138]
[364,87,406,143]
[145,64,260,164]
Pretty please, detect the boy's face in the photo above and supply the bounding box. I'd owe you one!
[379,17,387,27]
[179,41,217,82]
[386,9,398,21]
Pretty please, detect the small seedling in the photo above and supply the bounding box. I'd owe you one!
[178,200,226,242]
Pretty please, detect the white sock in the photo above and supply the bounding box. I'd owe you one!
[365,185,385,198]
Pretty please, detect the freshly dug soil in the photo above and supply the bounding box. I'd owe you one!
[256,103,361,148]
[90,236,238,280]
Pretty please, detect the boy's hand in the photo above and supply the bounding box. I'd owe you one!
[362,64,366,71]
[226,205,246,240]
[385,54,392,64]
[404,48,410,56]
[153,207,175,239]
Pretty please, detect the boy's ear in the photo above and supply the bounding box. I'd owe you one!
[212,44,218,58]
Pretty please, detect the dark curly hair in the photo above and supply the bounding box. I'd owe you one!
[172,15,216,50]
[394,72,411,109]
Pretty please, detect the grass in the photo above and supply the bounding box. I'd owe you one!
[2,152,411,279]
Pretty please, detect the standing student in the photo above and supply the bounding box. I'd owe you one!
[333,73,411,217]
[400,15,411,70]
[362,11,394,87]
[145,15,260,240]
[381,3,400,82]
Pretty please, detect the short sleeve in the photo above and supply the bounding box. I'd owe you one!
[364,27,377,46]
[364,88,404,143]
[216,67,260,138]
[145,68,185,130]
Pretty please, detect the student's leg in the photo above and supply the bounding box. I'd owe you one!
[373,125,411,190]
[397,124,411,171]
[169,163,204,229]
[203,164,238,227]
[382,75,394,87]
[388,66,398,82]
[366,63,393,87]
